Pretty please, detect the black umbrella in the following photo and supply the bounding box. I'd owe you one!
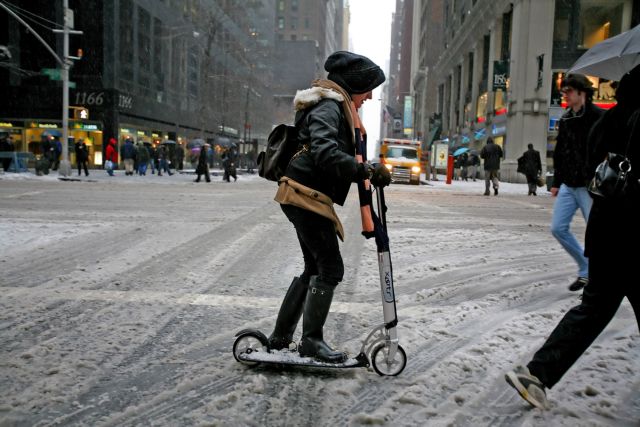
[187,139,205,149]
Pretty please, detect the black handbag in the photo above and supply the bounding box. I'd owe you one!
[588,111,638,199]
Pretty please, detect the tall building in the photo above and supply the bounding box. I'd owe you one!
[0,0,276,166]
[411,0,444,146]
[412,0,639,181]
[381,0,414,141]
[272,0,346,124]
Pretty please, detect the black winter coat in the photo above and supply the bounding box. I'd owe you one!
[521,148,542,177]
[286,96,359,206]
[196,148,209,174]
[584,105,640,258]
[480,141,503,171]
[553,102,603,188]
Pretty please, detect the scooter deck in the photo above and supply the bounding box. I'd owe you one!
[238,349,369,369]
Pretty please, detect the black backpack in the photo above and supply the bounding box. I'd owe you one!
[258,111,307,182]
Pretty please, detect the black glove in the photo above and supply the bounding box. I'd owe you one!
[370,164,392,187]
[355,162,375,181]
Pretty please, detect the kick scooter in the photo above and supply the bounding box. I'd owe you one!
[233,183,406,376]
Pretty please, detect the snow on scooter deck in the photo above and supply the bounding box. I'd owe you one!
[237,349,369,369]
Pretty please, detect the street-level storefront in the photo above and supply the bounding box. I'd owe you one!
[1,119,103,166]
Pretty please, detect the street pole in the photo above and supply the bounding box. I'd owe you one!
[52,0,82,177]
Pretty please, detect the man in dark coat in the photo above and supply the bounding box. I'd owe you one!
[520,143,542,195]
[505,64,640,412]
[0,132,13,171]
[194,144,211,182]
[267,51,390,364]
[480,137,503,195]
[74,139,89,176]
[550,74,603,292]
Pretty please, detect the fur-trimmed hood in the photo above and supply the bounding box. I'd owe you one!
[293,87,344,112]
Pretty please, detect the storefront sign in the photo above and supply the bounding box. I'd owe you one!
[72,122,101,131]
[491,125,506,136]
[493,61,510,91]
[33,122,59,129]
[0,121,23,128]
[403,96,412,129]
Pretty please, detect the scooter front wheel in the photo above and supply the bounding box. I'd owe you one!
[371,343,406,376]
[233,331,268,366]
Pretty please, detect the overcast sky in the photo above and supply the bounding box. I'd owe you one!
[348,0,396,156]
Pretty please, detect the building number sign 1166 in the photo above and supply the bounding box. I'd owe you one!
[75,91,104,106]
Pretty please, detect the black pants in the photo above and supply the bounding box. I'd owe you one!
[281,204,344,287]
[195,169,210,182]
[77,161,88,176]
[525,174,537,194]
[528,249,639,388]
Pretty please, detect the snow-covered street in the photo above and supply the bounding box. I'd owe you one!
[1,172,638,426]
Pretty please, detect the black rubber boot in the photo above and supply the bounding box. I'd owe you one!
[298,278,347,363]
[267,277,307,350]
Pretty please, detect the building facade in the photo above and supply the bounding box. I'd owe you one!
[1,0,278,167]
[412,0,639,181]
[272,0,346,125]
[381,0,414,141]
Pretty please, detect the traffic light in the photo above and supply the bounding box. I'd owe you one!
[72,107,89,119]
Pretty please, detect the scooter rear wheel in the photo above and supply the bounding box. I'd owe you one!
[371,343,406,376]
[233,332,267,366]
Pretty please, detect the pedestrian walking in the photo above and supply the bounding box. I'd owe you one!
[51,137,62,171]
[150,145,158,174]
[460,152,469,181]
[136,142,150,175]
[518,143,542,195]
[267,51,390,363]
[175,143,185,170]
[467,151,480,181]
[121,138,136,176]
[0,132,14,171]
[222,149,236,182]
[505,65,640,411]
[157,145,173,176]
[480,137,503,195]
[194,144,211,183]
[550,74,603,291]
[74,138,90,176]
[105,138,117,176]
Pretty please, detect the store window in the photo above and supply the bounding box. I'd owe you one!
[579,0,631,49]
[554,0,632,52]
[476,92,487,123]
[494,90,507,115]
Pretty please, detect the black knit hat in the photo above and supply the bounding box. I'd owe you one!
[324,51,386,94]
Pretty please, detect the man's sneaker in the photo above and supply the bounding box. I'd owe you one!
[505,365,548,410]
[494,187,499,195]
[569,277,588,291]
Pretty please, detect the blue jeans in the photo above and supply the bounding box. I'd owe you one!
[550,184,592,278]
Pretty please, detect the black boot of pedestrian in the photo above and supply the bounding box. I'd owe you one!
[298,278,347,363]
[267,277,308,350]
